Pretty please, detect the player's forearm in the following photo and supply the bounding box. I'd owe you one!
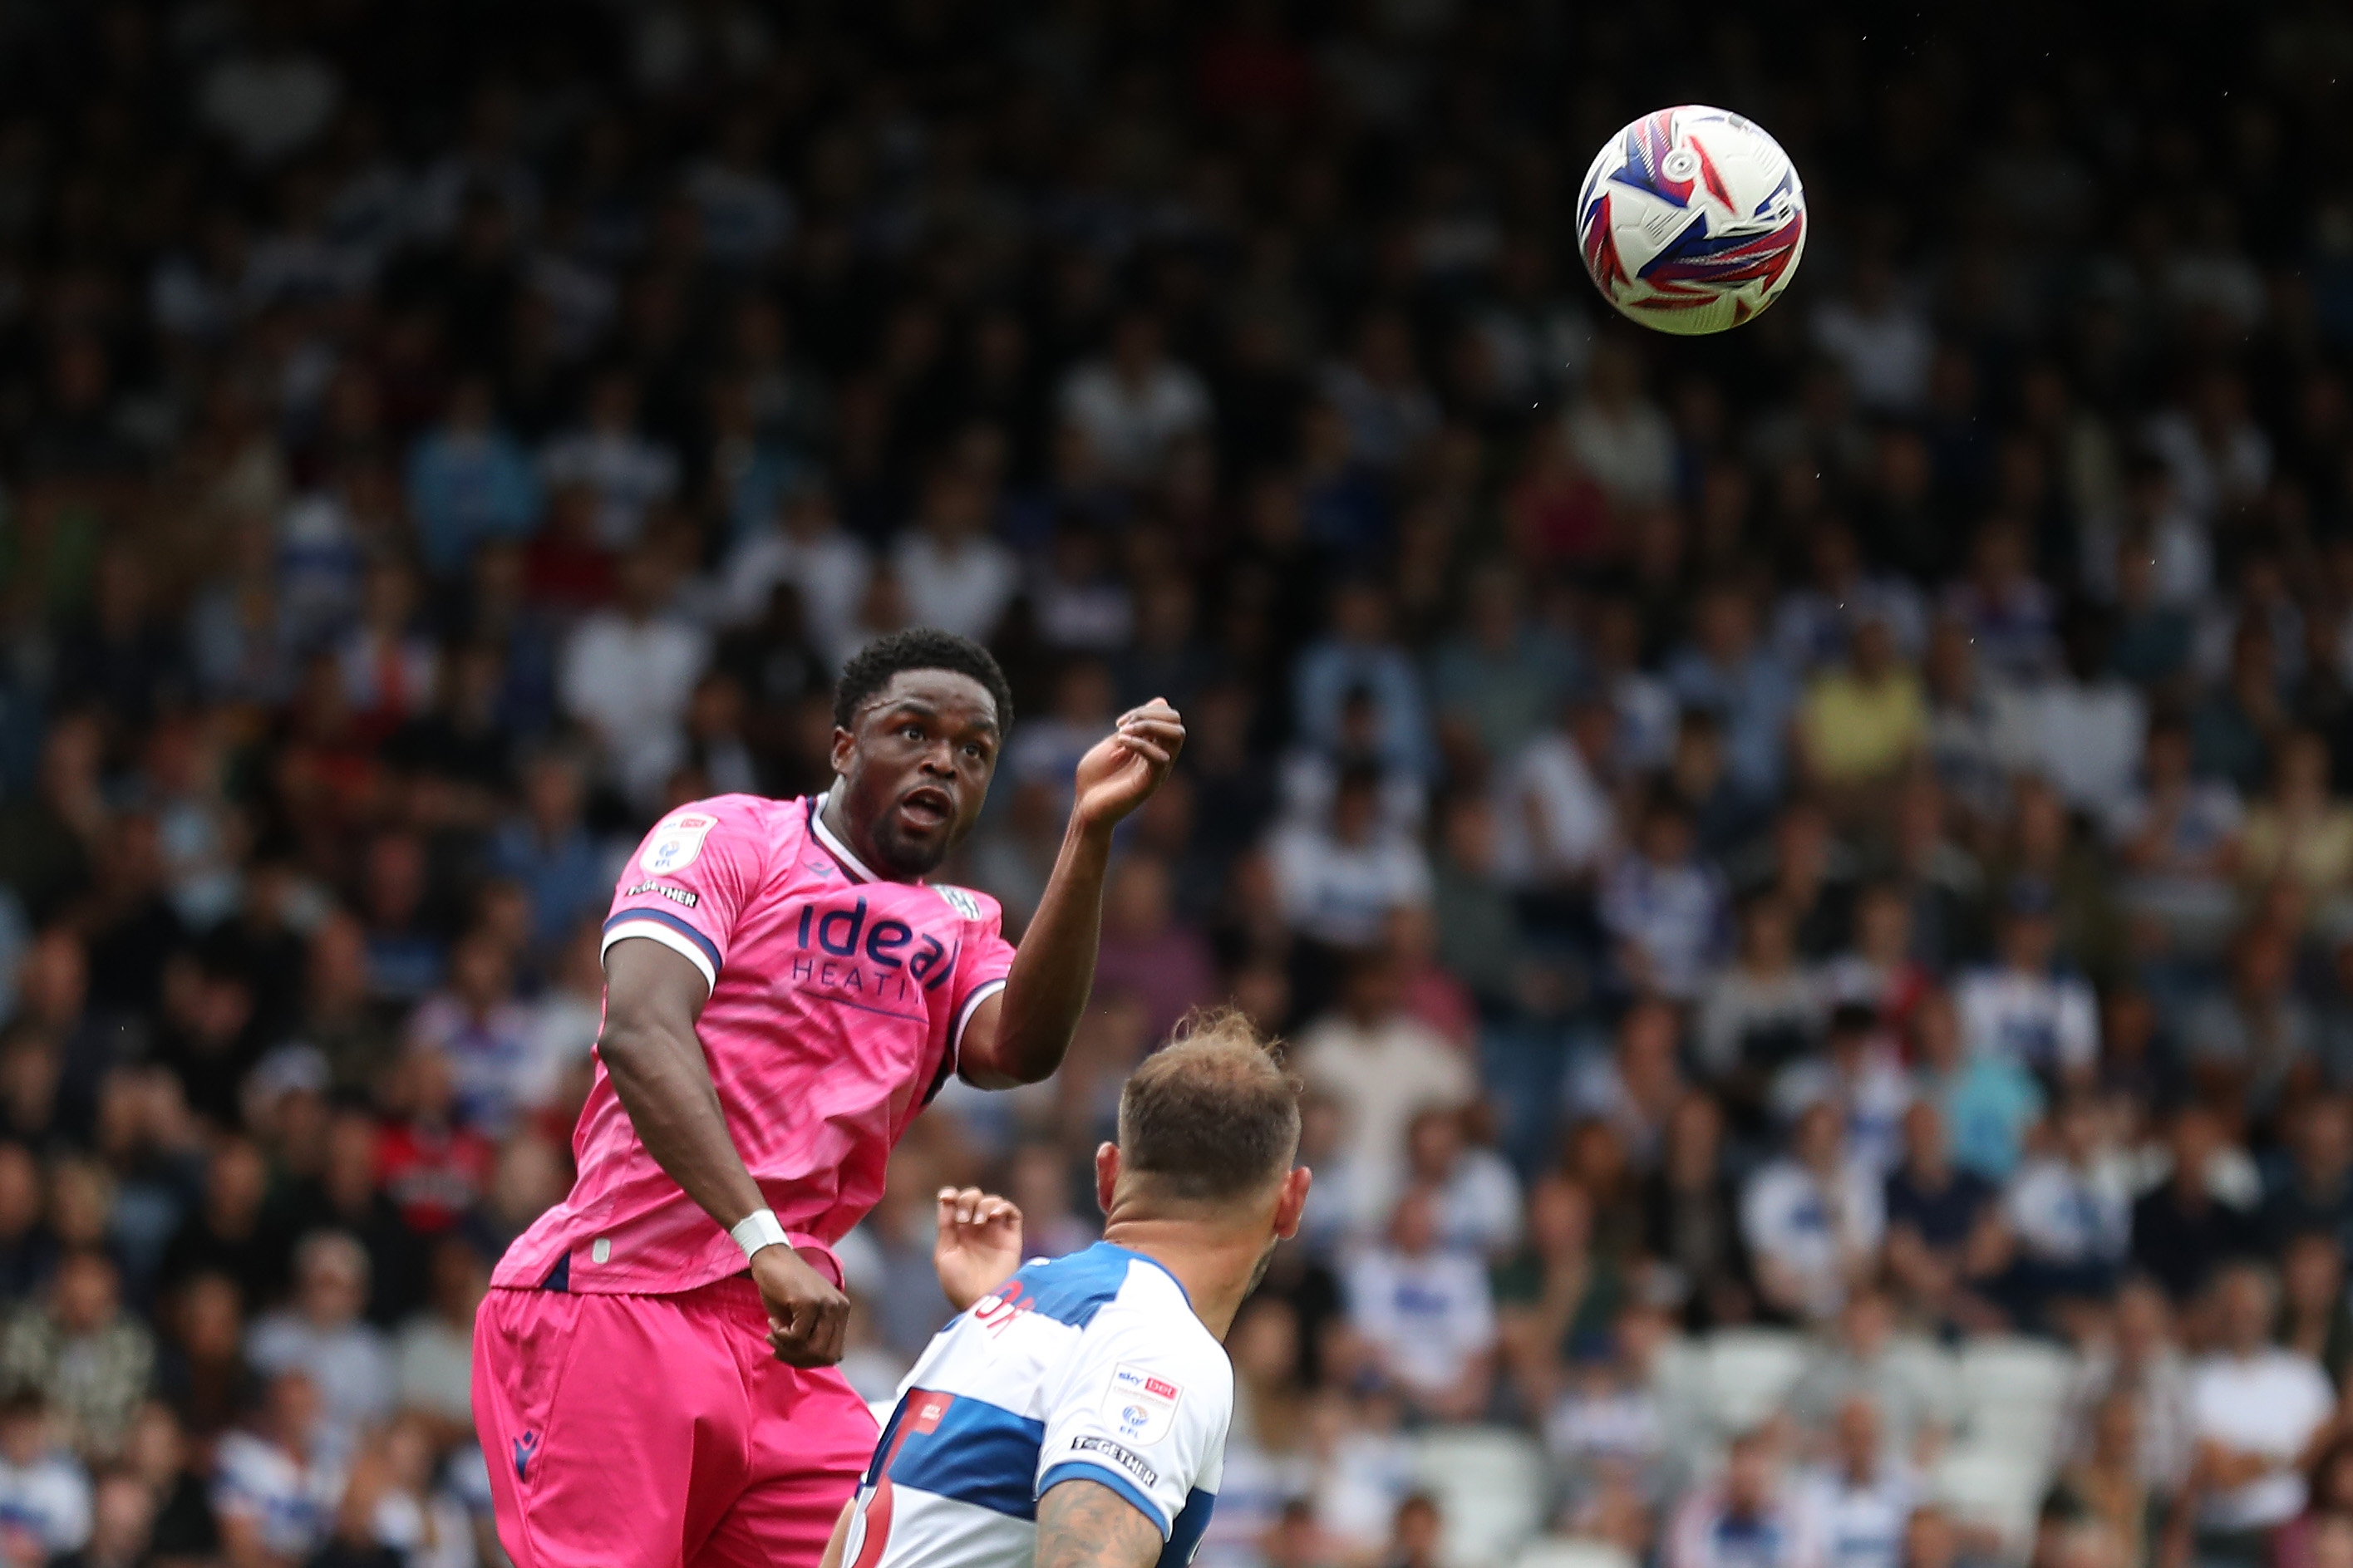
[819,1498,854,1568]
[971,818,1115,1087]
[598,939,770,1231]
[598,1015,769,1230]
[1036,1478,1165,1568]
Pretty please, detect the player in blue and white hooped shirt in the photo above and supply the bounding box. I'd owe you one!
[822,1014,1312,1568]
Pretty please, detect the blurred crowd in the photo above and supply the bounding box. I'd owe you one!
[5,2,2353,1568]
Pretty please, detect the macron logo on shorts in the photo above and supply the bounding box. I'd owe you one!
[513,1430,539,1481]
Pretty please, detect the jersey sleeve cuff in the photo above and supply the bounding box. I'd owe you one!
[1036,1462,1172,1540]
[949,977,1009,1062]
[602,912,719,992]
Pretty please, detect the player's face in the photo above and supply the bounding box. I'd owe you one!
[833,669,1002,878]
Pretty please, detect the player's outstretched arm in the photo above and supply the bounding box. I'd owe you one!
[1036,1479,1167,1568]
[960,699,1185,1089]
[598,937,849,1364]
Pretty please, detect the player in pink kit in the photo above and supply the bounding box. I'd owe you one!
[473,629,1185,1568]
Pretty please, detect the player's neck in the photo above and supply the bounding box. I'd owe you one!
[1099,1221,1259,1340]
[817,786,917,884]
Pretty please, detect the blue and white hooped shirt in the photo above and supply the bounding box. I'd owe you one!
[843,1242,1230,1568]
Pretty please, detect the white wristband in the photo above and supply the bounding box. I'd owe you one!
[731,1208,790,1260]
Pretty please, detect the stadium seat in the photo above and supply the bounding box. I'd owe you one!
[1513,1536,1637,1568]
[1650,1332,1708,1400]
[1931,1445,2050,1558]
[1954,1338,2075,1460]
[1701,1329,1810,1433]
[1410,1425,1548,1568]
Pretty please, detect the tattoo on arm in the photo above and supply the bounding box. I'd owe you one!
[1036,1478,1164,1568]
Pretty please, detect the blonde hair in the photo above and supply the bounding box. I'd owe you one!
[1116,1008,1301,1204]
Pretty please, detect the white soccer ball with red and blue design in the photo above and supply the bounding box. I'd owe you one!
[1577,106,1808,336]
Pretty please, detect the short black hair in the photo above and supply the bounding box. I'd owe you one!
[833,627,1015,732]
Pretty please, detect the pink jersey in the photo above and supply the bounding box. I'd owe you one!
[492,793,1017,1295]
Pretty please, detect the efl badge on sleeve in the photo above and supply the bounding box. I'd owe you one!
[642,812,717,875]
[1103,1364,1181,1444]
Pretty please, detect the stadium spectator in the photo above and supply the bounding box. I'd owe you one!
[485,744,611,961]
[1572,997,1689,1168]
[1787,1288,1952,1462]
[1799,1397,1917,1568]
[2059,1278,2195,1493]
[1881,1102,2006,1332]
[2277,1231,2353,1387]
[2047,1392,2163,1568]
[2186,1264,2336,1566]
[1741,1102,1884,1323]
[893,465,1021,646]
[0,1388,91,1559]
[403,376,542,578]
[243,1232,391,1446]
[2108,715,2243,945]
[2238,729,2353,912]
[1954,884,2099,1083]
[1494,1175,1624,1408]
[1665,1426,1825,1568]
[1058,311,1213,487]
[1774,1003,1912,1177]
[2266,1097,2353,1255]
[2001,1095,2132,1325]
[0,1251,154,1459]
[1697,893,1825,1111]
[1666,582,1799,801]
[1796,615,1927,804]
[1293,952,1472,1230]
[1343,1187,1496,1422]
[2128,1104,2255,1304]
[1401,1105,1523,1258]
[1602,792,1731,1004]
[1268,765,1435,955]
[1492,691,1618,891]
[212,1369,341,1568]
[50,1464,156,1568]
[538,370,679,551]
[1639,1093,1750,1330]
[555,543,710,808]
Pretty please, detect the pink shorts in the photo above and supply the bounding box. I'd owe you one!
[473,1277,880,1568]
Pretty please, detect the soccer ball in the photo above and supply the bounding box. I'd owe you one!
[1576,106,1808,336]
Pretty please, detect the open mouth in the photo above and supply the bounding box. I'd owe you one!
[896,786,953,829]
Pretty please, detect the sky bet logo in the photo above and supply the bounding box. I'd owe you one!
[790,897,957,1005]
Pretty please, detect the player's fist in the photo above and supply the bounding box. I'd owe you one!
[1071,698,1185,832]
[755,1243,850,1366]
[934,1186,1024,1311]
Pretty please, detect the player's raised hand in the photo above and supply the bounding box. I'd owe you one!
[755,1243,850,1366]
[1071,698,1185,831]
[933,1186,1024,1311]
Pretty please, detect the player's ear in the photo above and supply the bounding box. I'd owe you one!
[829,724,856,776]
[1093,1142,1120,1216]
[1272,1166,1312,1242]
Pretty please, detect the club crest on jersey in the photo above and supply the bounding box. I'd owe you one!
[1104,1363,1180,1443]
[642,812,717,875]
[935,884,983,920]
